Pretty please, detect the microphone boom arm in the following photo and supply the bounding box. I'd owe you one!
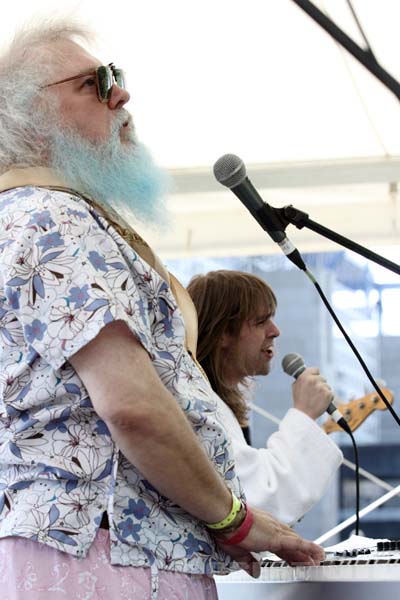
[278,204,400,276]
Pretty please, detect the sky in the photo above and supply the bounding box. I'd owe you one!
[1,0,400,168]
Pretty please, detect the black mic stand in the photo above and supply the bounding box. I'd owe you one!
[273,202,400,538]
[269,201,400,429]
[277,204,400,276]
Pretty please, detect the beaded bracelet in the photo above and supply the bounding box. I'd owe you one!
[214,506,254,546]
[205,491,242,531]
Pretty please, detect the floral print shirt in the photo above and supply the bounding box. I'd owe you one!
[0,186,243,575]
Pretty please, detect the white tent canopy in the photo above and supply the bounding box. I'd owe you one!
[2,0,400,261]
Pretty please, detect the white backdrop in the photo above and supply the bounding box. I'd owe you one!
[2,0,400,260]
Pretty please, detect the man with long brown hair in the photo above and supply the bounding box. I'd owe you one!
[187,270,342,525]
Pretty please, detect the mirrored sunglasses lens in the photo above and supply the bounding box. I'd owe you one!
[96,66,113,102]
[114,69,126,90]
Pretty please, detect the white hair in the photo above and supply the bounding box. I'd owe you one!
[0,17,94,173]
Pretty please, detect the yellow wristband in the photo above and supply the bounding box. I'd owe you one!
[205,491,242,531]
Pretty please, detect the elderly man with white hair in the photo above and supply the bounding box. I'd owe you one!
[0,18,324,599]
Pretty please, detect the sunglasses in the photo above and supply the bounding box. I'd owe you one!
[44,63,126,103]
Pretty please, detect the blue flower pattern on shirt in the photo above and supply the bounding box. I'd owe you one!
[0,186,243,575]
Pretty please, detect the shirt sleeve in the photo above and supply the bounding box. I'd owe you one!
[2,190,155,370]
[217,400,343,524]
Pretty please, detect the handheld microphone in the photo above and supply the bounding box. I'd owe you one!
[213,153,306,271]
[281,352,351,434]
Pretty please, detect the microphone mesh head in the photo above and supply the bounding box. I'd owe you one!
[281,353,305,377]
[213,154,247,189]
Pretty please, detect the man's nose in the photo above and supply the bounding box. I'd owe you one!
[269,321,280,338]
[108,84,130,109]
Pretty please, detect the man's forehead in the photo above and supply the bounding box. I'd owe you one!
[253,301,275,320]
[52,39,102,78]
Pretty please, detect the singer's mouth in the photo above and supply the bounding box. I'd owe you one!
[262,346,274,359]
[119,117,135,144]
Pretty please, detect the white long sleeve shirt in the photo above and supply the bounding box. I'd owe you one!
[215,399,343,525]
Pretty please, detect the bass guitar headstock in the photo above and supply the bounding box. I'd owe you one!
[322,388,394,434]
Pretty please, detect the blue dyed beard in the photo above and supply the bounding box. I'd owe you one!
[50,117,170,228]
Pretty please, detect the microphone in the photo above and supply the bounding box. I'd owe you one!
[213,153,306,271]
[281,352,351,434]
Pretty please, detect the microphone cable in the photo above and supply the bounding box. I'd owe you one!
[305,267,397,534]
[346,427,360,535]
[305,269,400,429]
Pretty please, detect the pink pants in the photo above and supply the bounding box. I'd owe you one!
[0,531,218,600]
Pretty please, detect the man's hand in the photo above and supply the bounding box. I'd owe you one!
[292,367,333,420]
[215,507,325,577]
